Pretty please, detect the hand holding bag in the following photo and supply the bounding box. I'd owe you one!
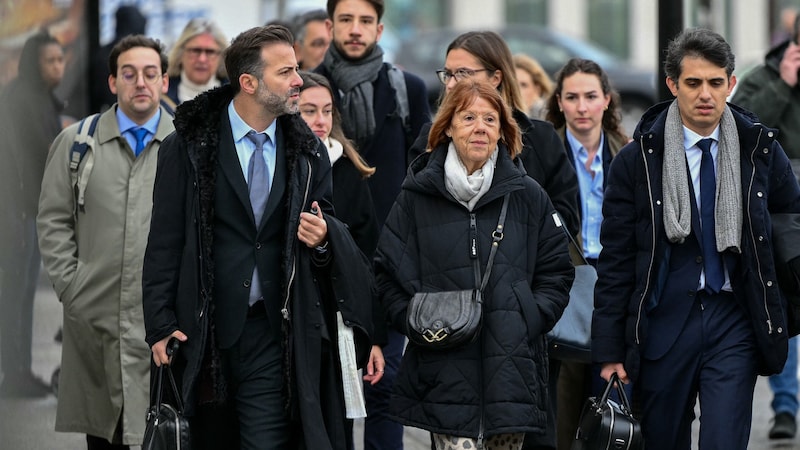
[143,339,191,450]
[572,372,643,450]
[547,212,597,362]
[406,194,509,350]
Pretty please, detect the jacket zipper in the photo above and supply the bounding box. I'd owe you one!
[635,137,658,344]
[282,158,313,321]
[746,128,773,333]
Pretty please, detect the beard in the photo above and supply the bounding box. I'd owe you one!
[256,81,300,116]
[333,39,378,62]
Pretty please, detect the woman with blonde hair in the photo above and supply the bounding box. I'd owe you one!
[513,53,553,119]
[166,18,228,106]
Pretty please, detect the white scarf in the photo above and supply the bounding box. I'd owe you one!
[325,137,344,165]
[444,142,497,211]
[178,71,221,103]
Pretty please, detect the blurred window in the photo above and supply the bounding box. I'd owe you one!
[588,0,630,59]
[506,0,547,26]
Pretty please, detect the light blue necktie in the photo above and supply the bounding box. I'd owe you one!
[697,138,724,293]
[245,131,271,226]
[132,127,148,157]
[245,131,271,306]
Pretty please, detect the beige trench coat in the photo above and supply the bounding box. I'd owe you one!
[37,106,174,444]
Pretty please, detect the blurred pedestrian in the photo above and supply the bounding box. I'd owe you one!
[37,35,174,449]
[514,53,553,119]
[142,25,375,450]
[91,5,147,112]
[0,29,65,398]
[316,1,431,448]
[594,28,800,450]
[165,18,228,107]
[733,12,800,441]
[544,57,629,450]
[375,79,573,450]
[292,9,331,71]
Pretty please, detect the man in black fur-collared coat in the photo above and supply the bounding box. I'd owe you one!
[142,25,373,450]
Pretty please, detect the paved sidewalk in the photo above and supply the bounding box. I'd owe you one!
[1,272,798,449]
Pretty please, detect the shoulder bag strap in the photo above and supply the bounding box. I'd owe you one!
[552,211,590,266]
[476,193,510,291]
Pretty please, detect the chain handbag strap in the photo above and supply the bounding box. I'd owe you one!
[472,193,511,291]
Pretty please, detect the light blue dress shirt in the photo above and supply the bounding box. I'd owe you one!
[567,129,604,259]
[116,107,161,157]
[227,101,277,189]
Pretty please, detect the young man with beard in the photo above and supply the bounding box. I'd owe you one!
[316,2,430,448]
[142,25,374,449]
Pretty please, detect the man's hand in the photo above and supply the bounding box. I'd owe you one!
[298,200,328,248]
[780,41,800,88]
[600,362,630,385]
[362,345,385,385]
[151,330,188,366]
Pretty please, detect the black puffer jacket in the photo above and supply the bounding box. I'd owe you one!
[375,144,574,437]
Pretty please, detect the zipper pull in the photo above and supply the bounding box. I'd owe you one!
[470,213,477,259]
[282,308,289,320]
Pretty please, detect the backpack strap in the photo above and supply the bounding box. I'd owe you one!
[385,63,412,144]
[70,113,100,214]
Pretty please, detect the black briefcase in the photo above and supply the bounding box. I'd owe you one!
[143,340,191,450]
[572,373,643,450]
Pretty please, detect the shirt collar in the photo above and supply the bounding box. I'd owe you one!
[682,125,721,150]
[565,128,605,159]
[116,106,161,135]
[227,101,277,144]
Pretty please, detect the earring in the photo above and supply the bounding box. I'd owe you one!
[604,105,609,111]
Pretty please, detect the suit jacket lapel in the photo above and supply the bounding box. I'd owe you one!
[217,113,255,222]
[258,124,287,231]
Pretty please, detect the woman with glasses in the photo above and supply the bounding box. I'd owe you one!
[165,18,228,107]
[408,30,580,450]
[411,31,579,246]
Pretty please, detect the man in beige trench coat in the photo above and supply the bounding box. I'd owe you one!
[37,35,174,449]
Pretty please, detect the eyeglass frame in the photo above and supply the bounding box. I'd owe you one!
[117,66,165,85]
[184,47,221,58]
[435,68,493,85]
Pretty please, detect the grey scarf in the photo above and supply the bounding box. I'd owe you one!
[322,44,385,148]
[662,101,742,253]
[444,143,497,211]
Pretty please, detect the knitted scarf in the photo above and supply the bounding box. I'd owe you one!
[662,100,742,253]
[444,142,497,211]
[322,44,385,149]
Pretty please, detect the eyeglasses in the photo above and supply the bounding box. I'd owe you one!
[436,68,492,85]
[185,47,221,58]
[118,68,163,85]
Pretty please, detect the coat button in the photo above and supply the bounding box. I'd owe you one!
[767,280,773,287]
[243,279,251,288]
[758,235,764,242]
[695,256,703,264]
[338,298,345,303]
[778,327,784,334]
[757,192,764,198]
[255,242,262,249]
[768,131,774,138]
[763,148,769,154]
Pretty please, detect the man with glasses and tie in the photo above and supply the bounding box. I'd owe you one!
[37,35,174,449]
[142,25,375,449]
[593,28,800,450]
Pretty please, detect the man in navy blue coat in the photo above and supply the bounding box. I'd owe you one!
[593,28,800,450]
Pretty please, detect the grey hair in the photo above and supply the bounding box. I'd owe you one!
[167,18,229,78]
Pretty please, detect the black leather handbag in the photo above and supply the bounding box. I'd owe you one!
[406,194,509,350]
[572,373,643,450]
[143,340,190,450]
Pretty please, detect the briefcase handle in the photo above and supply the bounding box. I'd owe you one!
[151,338,185,413]
[601,372,633,413]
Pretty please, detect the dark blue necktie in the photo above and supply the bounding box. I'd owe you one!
[698,138,724,293]
[132,127,148,157]
[245,131,270,226]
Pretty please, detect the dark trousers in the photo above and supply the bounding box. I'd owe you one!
[85,435,128,450]
[639,291,758,450]
[221,311,289,450]
[0,219,40,380]
[363,329,405,450]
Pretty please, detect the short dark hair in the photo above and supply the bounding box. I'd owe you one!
[225,25,295,95]
[108,34,168,76]
[292,9,329,43]
[664,28,735,81]
[327,0,384,21]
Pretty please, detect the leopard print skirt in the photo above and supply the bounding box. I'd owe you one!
[432,432,524,450]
